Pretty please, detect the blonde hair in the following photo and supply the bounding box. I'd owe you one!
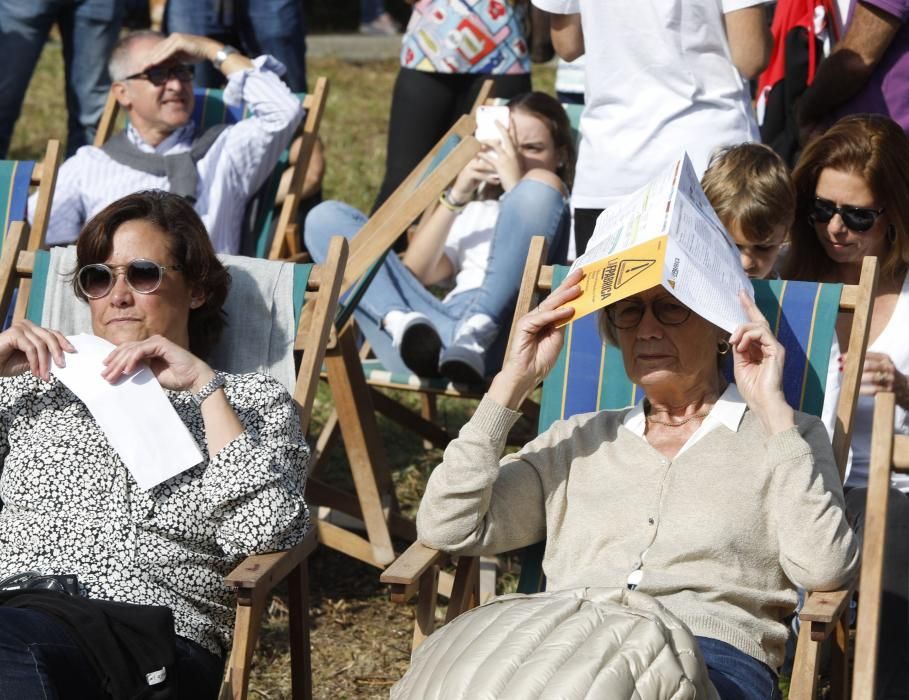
[784,114,909,283]
[702,143,795,243]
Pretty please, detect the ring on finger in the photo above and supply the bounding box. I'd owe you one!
[876,370,885,384]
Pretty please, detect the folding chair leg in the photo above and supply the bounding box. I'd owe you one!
[288,562,312,700]
[323,328,397,565]
[828,612,850,700]
[309,405,341,479]
[790,624,822,700]
[413,566,440,650]
[220,593,266,700]
[420,393,439,450]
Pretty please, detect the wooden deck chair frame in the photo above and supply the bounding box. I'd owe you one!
[93,77,329,260]
[382,237,879,699]
[0,140,63,312]
[300,115,482,570]
[0,226,348,700]
[849,391,909,700]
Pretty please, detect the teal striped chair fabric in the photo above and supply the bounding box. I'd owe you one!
[521,266,843,594]
[0,159,36,244]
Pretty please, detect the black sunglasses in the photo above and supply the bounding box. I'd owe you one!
[124,64,195,86]
[77,259,183,299]
[810,196,885,233]
[606,297,692,329]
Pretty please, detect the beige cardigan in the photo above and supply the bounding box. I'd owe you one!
[417,396,859,670]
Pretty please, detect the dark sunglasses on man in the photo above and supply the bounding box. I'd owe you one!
[124,63,195,87]
[77,259,183,299]
[809,196,885,233]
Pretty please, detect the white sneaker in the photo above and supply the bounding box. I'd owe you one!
[383,310,442,377]
[439,314,498,385]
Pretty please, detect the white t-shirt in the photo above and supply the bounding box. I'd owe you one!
[442,200,500,302]
[822,271,909,491]
[531,0,763,209]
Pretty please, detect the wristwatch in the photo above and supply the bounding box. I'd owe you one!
[213,45,238,71]
[192,371,226,407]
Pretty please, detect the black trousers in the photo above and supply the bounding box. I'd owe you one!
[371,68,532,213]
[573,207,604,257]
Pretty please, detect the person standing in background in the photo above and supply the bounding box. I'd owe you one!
[371,0,533,213]
[798,0,909,138]
[0,0,126,158]
[532,0,772,255]
[360,0,400,35]
[164,0,308,92]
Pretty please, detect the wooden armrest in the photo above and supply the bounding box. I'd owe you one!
[799,581,856,641]
[224,528,318,599]
[380,541,449,603]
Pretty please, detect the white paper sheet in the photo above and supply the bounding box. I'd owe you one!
[50,334,204,490]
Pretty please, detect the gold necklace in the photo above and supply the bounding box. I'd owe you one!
[645,411,710,427]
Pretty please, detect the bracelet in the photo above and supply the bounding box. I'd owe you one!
[191,371,226,407]
[438,189,468,213]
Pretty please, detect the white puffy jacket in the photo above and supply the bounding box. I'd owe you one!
[392,588,720,700]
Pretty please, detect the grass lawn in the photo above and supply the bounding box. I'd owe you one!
[12,39,556,699]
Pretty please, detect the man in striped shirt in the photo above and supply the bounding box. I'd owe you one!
[28,31,303,254]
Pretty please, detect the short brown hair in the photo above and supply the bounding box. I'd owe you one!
[75,190,231,359]
[784,114,909,283]
[702,143,795,243]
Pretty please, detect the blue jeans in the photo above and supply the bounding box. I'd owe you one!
[0,0,124,158]
[0,606,223,699]
[697,636,781,700]
[304,179,569,376]
[165,0,308,92]
[360,0,386,23]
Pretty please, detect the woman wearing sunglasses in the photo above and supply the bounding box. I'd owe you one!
[783,113,909,695]
[0,191,308,697]
[412,272,856,697]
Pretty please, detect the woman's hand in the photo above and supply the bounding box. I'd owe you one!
[856,351,909,408]
[488,269,583,410]
[477,121,524,192]
[0,320,74,381]
[729,289,795,434]
[101,335,213,392]
[449,156,498,204]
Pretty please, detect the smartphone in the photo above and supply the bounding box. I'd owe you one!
[475,105,510,143]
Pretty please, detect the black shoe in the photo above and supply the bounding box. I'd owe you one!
[439,358,486,386]
[400,322,443,378]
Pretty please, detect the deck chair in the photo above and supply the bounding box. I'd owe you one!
[0,139,63,326]
[382,237,878,698]
[93,78,329,260]
[302,115,482,570]
[849,391,909,699]
[1,232,348,700]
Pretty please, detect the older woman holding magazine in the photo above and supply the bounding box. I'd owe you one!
[417,270,858,698]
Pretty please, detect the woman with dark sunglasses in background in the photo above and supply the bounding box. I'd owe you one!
[784,113,909,697]
[0,191,309,698]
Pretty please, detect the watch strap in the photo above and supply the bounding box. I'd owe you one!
[192,371,226,407]
[213,45,238,71]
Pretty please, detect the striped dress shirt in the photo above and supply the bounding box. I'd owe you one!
[29,55,303,254]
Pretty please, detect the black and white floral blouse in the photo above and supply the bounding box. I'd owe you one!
[0,371,310,655]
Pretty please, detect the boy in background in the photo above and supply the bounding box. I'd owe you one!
[702,143,795,279]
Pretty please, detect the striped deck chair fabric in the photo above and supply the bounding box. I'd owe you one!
[0,159,36,243]
[522,265,842,594]
[191,88,308,259]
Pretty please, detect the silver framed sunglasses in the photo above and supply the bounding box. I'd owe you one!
[77,259,183,299]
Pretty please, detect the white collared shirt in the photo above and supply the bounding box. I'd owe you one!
[622,383,748,459]
[29,56,303,254]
